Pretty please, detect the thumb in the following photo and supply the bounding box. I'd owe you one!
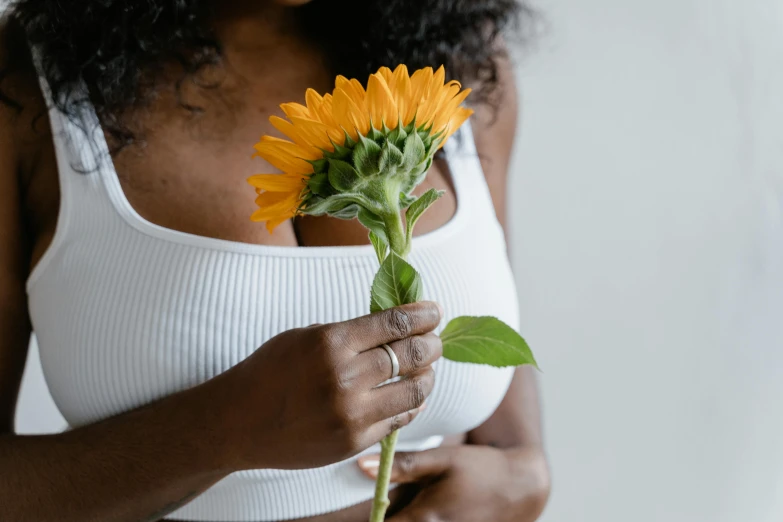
[357,447,455,484]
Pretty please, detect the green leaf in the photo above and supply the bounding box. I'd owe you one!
[405,188,443,241]
[401,131,426,172]
[358,208,388,244]
[440,316,538,368]
[378,140,404,173]
[370,252,423,313]
[353,134,382,177]
[399,193,417,209]
[369,231,388,264]
[328,159,361,191]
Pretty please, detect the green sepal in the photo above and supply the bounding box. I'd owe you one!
[379,140,404,173]
[400,156,433,196]
[342,131,357,149]
[441,316,538,369]
[367,124,384,141]
[401,131,426,172]
[370,251,423,313]
[303,195,353,216]
[353,134,382,177]
[358,207,388,244]
[307,172,335,197]
[308,158,328,174]
[369,231,388,264]
[328,159,361,191]
[330,203,360,220]
[405,188,443,242]
[327,140,353,161]
[387,122,408,149]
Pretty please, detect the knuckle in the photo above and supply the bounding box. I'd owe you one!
[313,325,343,351]
[389,414,403,433]
[386,308,413,338]
[397,452,418,476]
[408,336,426,368]
[408,375,429,408]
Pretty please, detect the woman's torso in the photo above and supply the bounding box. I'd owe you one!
[22,39,520,521]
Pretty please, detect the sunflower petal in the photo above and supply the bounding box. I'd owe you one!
[247,172,305,191]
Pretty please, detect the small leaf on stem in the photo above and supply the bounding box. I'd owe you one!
[405,188,444,242]
[369,231,388,264]
[440,316,538,368]
[370,252,423,312]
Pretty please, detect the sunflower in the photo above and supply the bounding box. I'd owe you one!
[248,64,473,237]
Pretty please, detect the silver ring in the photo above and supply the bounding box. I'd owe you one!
[381,343,400,380]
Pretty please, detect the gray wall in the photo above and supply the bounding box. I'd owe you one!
[510,1,783,521]
[9,0,783,520]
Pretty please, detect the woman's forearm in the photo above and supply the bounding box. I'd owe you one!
[467,366,544,449]
[0,373,236,522]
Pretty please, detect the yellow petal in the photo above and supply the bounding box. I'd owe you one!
[280,102,310,120]
[264,211,296,233]
[377,67,393,84]
[390,65,413,126]
[247,173,305,191]
[366,73,399,129]
[439,107,474,149]
[269,116,326,153]
[289,116,344,150]
[333,85,370,140]
[335,76,367,105]
[253,138,317,175]
[431,87,472,133]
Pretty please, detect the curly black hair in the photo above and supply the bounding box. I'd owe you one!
[1,0,535,148]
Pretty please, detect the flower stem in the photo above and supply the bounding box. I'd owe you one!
[383,211,409,259]
[368,429,399,522]
[369,205,410,522]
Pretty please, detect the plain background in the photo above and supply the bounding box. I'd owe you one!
[8,1,783,521]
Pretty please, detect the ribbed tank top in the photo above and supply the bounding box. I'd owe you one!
[26,72,520,520]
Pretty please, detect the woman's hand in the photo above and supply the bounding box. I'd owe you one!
[221,301,443,471]
[358,445,550,522]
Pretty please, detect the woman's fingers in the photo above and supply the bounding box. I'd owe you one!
[362,403,426,447]
[346,333,442,387]
[358,447,454,482]
[364,367,435,424]
[323,302,443,354]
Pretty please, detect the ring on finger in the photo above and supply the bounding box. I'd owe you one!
[380,343,400,380]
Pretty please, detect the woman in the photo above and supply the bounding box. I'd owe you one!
[0,0,550,520]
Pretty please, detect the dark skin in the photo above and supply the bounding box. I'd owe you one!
[0,1,549,521]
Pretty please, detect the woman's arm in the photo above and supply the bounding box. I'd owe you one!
[0,63,231,520]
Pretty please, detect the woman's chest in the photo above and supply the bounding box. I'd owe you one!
[30,226,518,438]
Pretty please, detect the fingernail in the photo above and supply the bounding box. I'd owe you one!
[419,401,428,411]
[359,456,380,477]
[359,457,380,470]
[435,302,444,317]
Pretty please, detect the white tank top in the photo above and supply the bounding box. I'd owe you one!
[27,74,520,521]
